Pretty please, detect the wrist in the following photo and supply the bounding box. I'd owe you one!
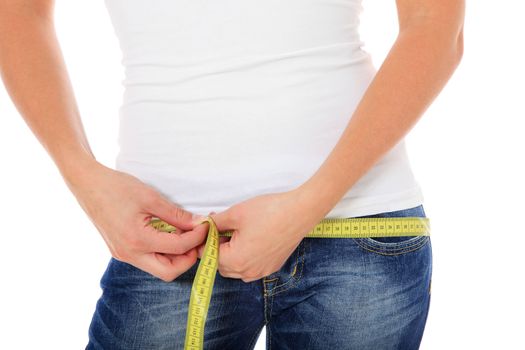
[292,176,347,220]
[56,150,103,191]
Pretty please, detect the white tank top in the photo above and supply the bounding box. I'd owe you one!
[104,0,424,218]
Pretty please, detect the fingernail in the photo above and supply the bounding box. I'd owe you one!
[192,214,207,226]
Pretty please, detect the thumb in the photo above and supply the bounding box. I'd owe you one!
[147,196,205,231]
[207,207,237,234]
[197,211,229,258]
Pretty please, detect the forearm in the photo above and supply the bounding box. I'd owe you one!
[294,22,463,218]
[0,5,97,188]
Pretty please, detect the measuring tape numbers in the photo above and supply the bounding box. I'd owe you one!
[149,216,430,350]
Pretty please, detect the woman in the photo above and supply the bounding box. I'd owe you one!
[0,0,464,348]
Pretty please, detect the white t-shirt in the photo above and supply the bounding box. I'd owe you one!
[104,0,424,218]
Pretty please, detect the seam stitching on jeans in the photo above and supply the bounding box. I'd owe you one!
[355,236,428,252]
[360,236,427,249]
[269,239,306,297]
[267,240,302,294]
[355,237,430,256]
[269,292,275,323]
[247,324,264,350]
[356,240,427,255]
[268,324,272,350]
[268,293,274,350]
[263,280,269,325]
[264,277,279,282]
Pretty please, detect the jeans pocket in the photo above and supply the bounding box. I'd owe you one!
[352,205,430,256]
[355,235,429,256]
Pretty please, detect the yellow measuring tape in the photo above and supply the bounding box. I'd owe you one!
[149,216,430,350]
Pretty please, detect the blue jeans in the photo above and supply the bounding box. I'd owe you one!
[87,204,432,349]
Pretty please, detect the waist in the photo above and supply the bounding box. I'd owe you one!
[116,45,377,157]
[114,139,421,217]
[119,41,374,105]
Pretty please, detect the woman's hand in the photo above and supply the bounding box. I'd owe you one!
[66,161,207,282]
[191,190,322,283]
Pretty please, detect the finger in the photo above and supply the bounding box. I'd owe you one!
[211,208,242,280]
[217,247,242,279]
[217,263,243,279]
[208,207,237,233]
[135,249,198,282]
[196,242,206,259]
[140,223,209,255]
[196,210,218,259]
[145,195,206,231]
[194,211,215,229]
[217,239,240,277]
[218,270,243,280]
[155,250,197,266]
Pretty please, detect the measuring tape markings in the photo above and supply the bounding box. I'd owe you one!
[149,216,430,350]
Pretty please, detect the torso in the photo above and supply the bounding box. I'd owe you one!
[104,0,424,217]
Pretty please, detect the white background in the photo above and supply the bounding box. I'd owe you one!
[1,1,524,349]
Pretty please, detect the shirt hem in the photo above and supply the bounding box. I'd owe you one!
[324,186,425,218]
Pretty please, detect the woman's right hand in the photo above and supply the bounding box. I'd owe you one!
[64,161,208,282]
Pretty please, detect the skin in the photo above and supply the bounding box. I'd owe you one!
[0,0,464,283]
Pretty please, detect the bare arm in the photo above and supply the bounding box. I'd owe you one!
[0,1,95,186]
[293,0,465,218]
[0,1,208,282]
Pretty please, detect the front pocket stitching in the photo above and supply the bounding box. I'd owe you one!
[359,235,426,249]
[355,239,429,256]
[365,235,426,247]
[358,236,427,252]
[355,236,429,255]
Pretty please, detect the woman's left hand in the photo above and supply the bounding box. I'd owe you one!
[192,190,319,282]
